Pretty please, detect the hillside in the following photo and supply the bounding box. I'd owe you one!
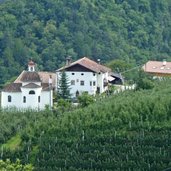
[1,80,171,170]
[0,0,171,86]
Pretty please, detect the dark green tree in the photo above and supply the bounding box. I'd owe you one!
[78,92,94,107]
[57,71,71,99]
[136,70,154,90]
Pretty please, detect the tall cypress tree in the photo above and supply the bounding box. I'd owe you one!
[57,71,71,99]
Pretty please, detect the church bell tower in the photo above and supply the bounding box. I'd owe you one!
[28,60,35,72]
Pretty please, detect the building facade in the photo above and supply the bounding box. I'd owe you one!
[56,57,111,97]
[1,61,56,110]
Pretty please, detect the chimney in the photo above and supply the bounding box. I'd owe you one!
[97,59,101,64]
[163,59,167,66]
[49,75,52,85]
[66,56,72,66]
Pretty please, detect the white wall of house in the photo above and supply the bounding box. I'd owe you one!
[57,71,109,97]
[97,72,109,93]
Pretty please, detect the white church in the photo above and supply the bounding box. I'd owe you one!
[1,60,56,110]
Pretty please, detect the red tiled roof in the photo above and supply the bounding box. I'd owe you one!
[57,57,111,73]
[143,61,171,74]
[3,83,22,92]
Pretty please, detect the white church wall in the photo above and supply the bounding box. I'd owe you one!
[40,91,53,109]
[1,90,52,110]
[21,87,42,109]
[1,92,22,109]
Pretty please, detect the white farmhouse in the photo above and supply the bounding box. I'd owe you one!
[56,57,111,97]
[1,61,56,110]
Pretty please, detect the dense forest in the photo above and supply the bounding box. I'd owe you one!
[0,80,171,170]
[0,0,171,86]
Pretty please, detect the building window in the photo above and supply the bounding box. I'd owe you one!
[23,96,26,103]
[93,81,96,86]
[29,90,35,94]
[90,81,92,86]
[8,95,12,102]
[81,73,84,75]
[71,80,75,85]
[38,96,40,103]
[80,80,84,86]
[103,78,108,87]
[72,73,75,75]
[93,73,96,76]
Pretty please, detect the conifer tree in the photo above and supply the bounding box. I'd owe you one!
[57,71,71,99]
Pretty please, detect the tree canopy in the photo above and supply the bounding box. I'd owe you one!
[0,0,171,87]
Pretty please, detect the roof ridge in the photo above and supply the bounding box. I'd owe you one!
[57,57,111,73]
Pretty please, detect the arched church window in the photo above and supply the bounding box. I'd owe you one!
[23,96,26,103]
[8,95,12,102]
[38,96,40,103]
[29,90,35,94]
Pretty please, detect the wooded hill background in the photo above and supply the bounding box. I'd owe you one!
[0,0,171,86]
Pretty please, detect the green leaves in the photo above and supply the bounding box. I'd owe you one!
[0,159,33,171]
[78,92,94,107]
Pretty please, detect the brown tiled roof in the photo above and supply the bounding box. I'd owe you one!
[28,60,35,66]
[41,83,53,91]
[2,83,22,92]
[3,70,55,92]
[57,57,111,73]
[3,82,52,92]
[22,83,41,88]
[143,61,171,74]
[15,71,41,82]
[38,72,56,87]
[15,71,56,86]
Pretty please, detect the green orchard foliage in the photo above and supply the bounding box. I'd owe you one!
[1,80,171,170]
[78,92,94,107]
